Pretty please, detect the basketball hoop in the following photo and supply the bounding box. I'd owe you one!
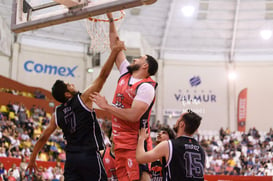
[85,11,125,53]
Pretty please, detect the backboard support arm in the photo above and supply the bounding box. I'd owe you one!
[11,0,157,33]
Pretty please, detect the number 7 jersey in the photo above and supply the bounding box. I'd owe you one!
[164,136,205,181]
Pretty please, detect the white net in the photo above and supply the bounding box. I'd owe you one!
[85,10,125,53]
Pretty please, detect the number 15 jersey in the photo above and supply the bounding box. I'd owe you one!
[164,136,205,181]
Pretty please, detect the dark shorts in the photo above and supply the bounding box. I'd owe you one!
[140,163,150,173]
[64,151,107,181]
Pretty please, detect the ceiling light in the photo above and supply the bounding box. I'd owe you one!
[181,5,195,17]
[228,71,237,80]
[87,68,93,73]
[260,29,272,40]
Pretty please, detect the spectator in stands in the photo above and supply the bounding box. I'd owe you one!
[100,120,111,147]
[231,163,241,175]
[34,89,45,99]
[155,120,161,131]
[8,163,20,181]
[219,127,226,141]
[12,102,19,115]
[39,108,46,118]
[11,89,19,96]
[10,146,21,158]
[18,103,26,113]
[58,150,66,163]
[38,148,49,161]
[204,127,273,176]
[18,104,28,125]
[41,167,53,180]
[21,146,31,160]
[150,120,157,132]
[210,136,218,146]
[33,166,43,181]
[8,133,20,151]
[18,110,27,127]
[0,162,7,181]
[19,157,28,173]
[29,105,39,121]
[0,147,6,157]
[50,142,59,160]
[20,130,30,141]
[214,162,222,175]
[33,125,42,140]
[54,162,63,176]
[6,101,15,114]
[7,171,16,181]
[0,129,11,152]
[0,112,4,121]
[41,117,50,129]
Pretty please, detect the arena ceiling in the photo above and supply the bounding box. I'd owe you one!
[1,0,273,60]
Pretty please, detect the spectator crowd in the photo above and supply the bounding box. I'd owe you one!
[0,99,64,181]
[0,89,272,180]
[0,88,46,100]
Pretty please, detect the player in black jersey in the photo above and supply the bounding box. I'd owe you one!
[151,126,175,181]
[137,110,205,181]
[26,38,125,181]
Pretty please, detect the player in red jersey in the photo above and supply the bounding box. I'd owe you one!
[101,131,118,181]
[91,13,158,181]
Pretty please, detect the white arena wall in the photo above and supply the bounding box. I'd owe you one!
[10,43,88,92]
[160,61,229,131]
[0,16,12,57]
[0,55,10,77]
[235,62,273,132]
[0,15,12,77]
[160,60,273,132]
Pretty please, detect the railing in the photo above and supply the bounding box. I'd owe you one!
[1,157,272,180]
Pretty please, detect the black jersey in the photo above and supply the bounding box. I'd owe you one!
[164,136,205,181]
[55,93,105,152]
[151,160,163,181]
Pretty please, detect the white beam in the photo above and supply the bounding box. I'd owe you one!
[229,0,240,63]
[159,0,176,59]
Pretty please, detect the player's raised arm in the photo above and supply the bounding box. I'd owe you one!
[136,128,169,164]
[107,13,126,70]
[81,37,125,105]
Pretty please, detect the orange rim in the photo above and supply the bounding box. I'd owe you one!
[88,10,125,22]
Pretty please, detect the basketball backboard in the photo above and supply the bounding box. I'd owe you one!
[11,0,157,33]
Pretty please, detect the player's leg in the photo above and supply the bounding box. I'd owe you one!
[64,152,82,181]
[124,150,145,181]
[115,151,130,181]
[65,151,107,181]
[80,151,107,181]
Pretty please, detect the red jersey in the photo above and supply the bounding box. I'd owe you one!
[112,72,157,150]
[102,147,117,180]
